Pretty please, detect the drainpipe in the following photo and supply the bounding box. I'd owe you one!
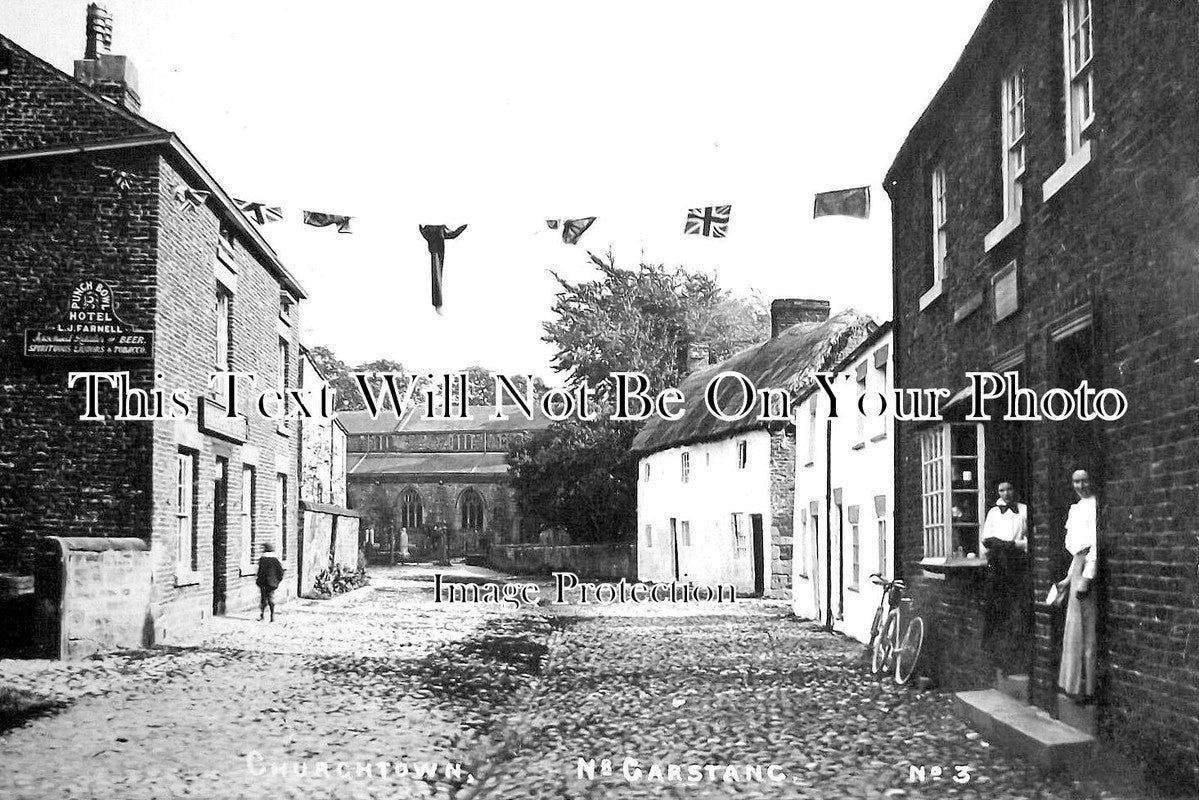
[824,418,834,631]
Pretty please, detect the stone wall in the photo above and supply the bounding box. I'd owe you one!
[768,428,795,598]
[299,502,361,596]
[34,537,153,660]
[488,543,636,580]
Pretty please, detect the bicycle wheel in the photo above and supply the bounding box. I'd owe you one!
[866,605,884,650]
[872,610,899,675]
[894,616,925,685]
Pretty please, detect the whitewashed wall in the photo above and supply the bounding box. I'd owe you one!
[793,331,893,644]
[636,429,772,596]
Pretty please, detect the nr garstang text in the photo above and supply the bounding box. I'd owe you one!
[65,369,1129,423]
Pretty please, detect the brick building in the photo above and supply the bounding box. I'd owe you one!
[885,0,1198,785]
[0,8,307,640]
[632,300,876,599]
[345,403,550,559]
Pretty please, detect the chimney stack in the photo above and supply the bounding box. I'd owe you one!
[74,4,140,113]
[770,298,830,338]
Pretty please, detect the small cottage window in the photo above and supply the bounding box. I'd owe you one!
[680,520,691,547]
[644,524,653,548]
[737,440,748,469]
[680,452,690,483]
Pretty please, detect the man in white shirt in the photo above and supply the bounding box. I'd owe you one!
[982,481,1030,675]
[981,481,1028,557]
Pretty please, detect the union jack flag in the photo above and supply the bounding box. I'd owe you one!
[234,198,284,225]
[684,205,731,237]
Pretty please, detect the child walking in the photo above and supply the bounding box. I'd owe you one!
[256,542,285,622]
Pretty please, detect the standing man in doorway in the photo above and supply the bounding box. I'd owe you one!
[982,480,1029,675]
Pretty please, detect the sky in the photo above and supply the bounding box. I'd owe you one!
[0,0,990,379]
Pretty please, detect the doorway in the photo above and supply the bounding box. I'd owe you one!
[669,518,680,581]
[212,456,228,616]
[1049,323,1102,702]
[750,514,765,596]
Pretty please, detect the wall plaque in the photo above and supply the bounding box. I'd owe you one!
[24,280,154,359]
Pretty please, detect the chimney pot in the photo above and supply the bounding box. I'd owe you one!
[770,299,830,338]
[84,4,113,60]
[74,4,140,113]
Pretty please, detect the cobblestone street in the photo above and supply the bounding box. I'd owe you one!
[0,568,1153,800]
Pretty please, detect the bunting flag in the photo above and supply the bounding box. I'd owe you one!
[684,205,731,237]
[813,186,870,219]
[93,162,136,191]
[546,219,560,230]
[560,217,596,245]
[173,184,212,212]
[419,224,468,313]
[234,198,284,225]
[303,210,353,233]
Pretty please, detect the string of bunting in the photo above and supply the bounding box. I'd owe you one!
[165,180,872,312]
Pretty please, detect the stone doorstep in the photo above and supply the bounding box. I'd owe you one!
[996,672,1030,703]
[953,690,1095,772]
[1055,692,1097,736]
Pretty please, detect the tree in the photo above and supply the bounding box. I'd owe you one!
[305,347,420,414]
[507,254,765,542]
[506,416,639,542]
[461,366,551,408]
[306,346,363,412]
[542,252,768,396]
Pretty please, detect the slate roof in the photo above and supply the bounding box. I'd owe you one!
[337,404,552,436]
[349,452,510,477]
[631,309,877,456]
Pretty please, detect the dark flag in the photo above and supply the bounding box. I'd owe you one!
[813,186,871,219]
[560,217,596,245]
[303,210,353,233]
[546,219,560,230]
[684,205,731,237]
[419,224,468,313]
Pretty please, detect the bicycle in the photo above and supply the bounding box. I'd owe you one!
[866,572,925,685]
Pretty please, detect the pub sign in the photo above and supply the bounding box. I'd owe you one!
[24,280,154,359]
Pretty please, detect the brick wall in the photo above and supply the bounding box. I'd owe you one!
[0,151,159,572]
[887,0,1199,785]
[151,157,301,637]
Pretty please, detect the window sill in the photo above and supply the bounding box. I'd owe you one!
[983,212,1022,252]
[919,556,989,575]
[276,422,292,438]
[852,441,866,451]
[240,566,256,577]
[803,461,815,468]
[919,282,943,311]
[174,570,201,587]
[870,432,887,443]
[1042,139,1093,201]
